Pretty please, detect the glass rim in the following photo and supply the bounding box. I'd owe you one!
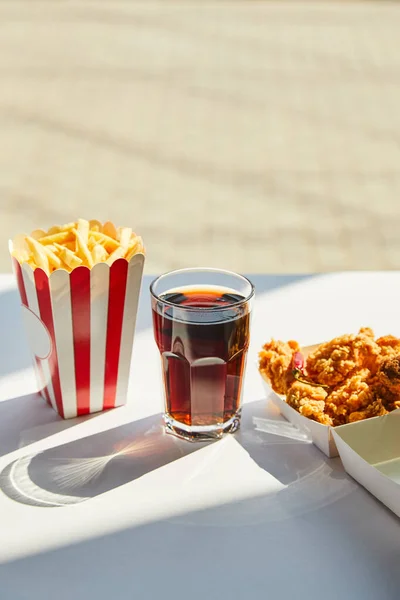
[150,267,255,312]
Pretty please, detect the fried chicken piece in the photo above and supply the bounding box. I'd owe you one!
[328,370,372,410]
[376,336,400,360]
[373,383,400,411]
[325,370,374,426]
[377,355,400,394]
[259,339,300,395]
[260,329,400,429]
[306,328,380,387]
[325,403,348,427]
[347,400,388,423]
[372,355,400,410]
[359,327,375,338]
[286,381,332,426]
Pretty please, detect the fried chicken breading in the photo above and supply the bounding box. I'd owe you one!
[306,328,380,387]
[347,400,388,423]
[372,355,400,411]
[259,339,299,395]
[359,327,375,338]
[324,370,374,425]
[377,355,400,393]
[286,381,332,426]
[376,336,400,360]
[259,329,400,427]
[328,370,372,410]
[371,383,399,411]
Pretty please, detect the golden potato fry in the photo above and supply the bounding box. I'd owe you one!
[13,218,142,272]
[92,244,108,263]
[106,246,125,266]
[89,219,102,231]
[25,237,50,274]
[55,244,83,270]
[30,229,47,240]
[61,222,77,231]
[11,234,31,264]
[12,249,31,264]
[102,221,117,239]
[91,231,119,252]
[47,222,75,235]
[125,235,144,261]
[118,227,132,250]
[73,228,94,268]
[47,226,61,235]
[126,235,139,251]
[77,218,89,244]
[26,258,37,270]
[38,231,74,245]
[31,239,62,270]
[59,263,72,273]
[64,241,75,252]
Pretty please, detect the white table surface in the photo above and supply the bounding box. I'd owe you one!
[0,272,399,600]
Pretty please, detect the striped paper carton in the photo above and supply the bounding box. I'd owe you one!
[10,251,145,418]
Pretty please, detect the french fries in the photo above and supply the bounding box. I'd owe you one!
[91,231,120,252]
[11,219,144,275]
[92,244,108,264]
[73,228,94,269]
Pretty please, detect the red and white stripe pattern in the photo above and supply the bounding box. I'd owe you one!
[11,254,144,419]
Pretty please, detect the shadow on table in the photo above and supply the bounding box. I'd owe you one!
[0,397,347,511]
[236,398,320,483]
[0,393,94,457]
[0,413,212,507]
[0,400,299,508]
[0,403,399,600]
[0,288,33,376]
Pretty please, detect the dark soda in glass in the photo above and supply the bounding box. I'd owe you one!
[152,285,251,440]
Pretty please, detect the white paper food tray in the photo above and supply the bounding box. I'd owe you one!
[332,411,400,518]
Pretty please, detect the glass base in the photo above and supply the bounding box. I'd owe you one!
[164,410,242,442]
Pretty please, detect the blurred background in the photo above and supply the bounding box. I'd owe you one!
[1,1,400,274]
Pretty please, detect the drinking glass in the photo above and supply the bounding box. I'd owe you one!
[150,268,254,441]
